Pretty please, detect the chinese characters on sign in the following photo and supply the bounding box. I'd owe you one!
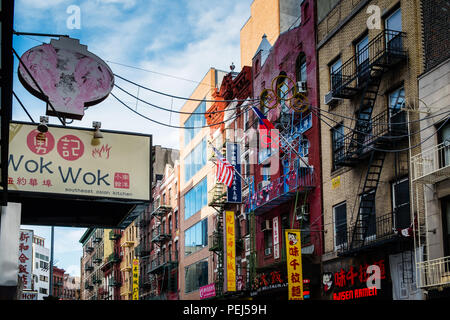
[8,122,151,201]
[285,229,303,300]
[225,211,236,292]
[132,259,139,300]
[226,143,242,203]
[332,260,386,289]
[273,216,280,259]
[18,229,34,290]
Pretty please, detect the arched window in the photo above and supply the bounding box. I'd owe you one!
[296,53,307,82]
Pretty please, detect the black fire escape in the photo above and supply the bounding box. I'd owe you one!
[329,29,408,255]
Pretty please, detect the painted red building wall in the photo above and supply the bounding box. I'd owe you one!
[249,0,322,295]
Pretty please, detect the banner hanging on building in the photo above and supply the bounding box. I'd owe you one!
[226,142,241,203]
[225,210,236,292]
[18,229,34,290]
[285,229,303,300]
[132,258,139,300]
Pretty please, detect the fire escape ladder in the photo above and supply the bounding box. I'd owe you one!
[345,68,383,161]
[349,150,386,251]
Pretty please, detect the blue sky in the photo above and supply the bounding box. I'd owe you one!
[13,0,252,277]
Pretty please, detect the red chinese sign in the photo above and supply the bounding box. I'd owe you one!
[27,130,55,155]
[333,259,386,289]
[57,134,84,161]
[18,229,33,290]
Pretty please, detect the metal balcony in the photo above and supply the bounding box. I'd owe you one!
[135,243,151,257]
[337,212,405,256]
[411,141,450,184]
[108,277,121,287]
[151,204,172,218]
[247,167,315,215]
[208,183,227,208]
[84,265,93,272]
[148,250,178,274]
[109,230,122,241]
[208,231,223,252]
[417,256,450,289]
[121,239,135,247]
[334,108,407,166]
[151,227,171,243]
[107,252,121,264]
[331,29,407,99]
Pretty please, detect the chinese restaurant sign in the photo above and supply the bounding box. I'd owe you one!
[18,229,33,290]
[322,259,387,300]
[8,122,150,201]
[18,37,114,120]
[225,210,236,292]
[251,269,310,299]
[132,259,139,300]
[285,229,303,300]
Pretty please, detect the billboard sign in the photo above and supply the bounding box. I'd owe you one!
[18,229,34,290]
[21,291,38,300]
[8,121,151,202]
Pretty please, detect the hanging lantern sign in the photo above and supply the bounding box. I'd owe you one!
[18,36,114,120]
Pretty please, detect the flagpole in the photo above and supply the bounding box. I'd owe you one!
[208,141,249,187]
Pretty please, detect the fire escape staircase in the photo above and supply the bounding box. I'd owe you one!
[347,150,386,253]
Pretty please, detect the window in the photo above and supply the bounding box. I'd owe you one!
[360,190,376,240]
[264,229,273,256]
[388,87,406,131]
[184,219,208,256]
[333,202,347,250]
[385,8,402,53]
[185,259,208,293]
[296,53,307,83]
[184,138,207,182]
[356,35,369,83]
[300,138,310,157]
[330,58,342,91]
[392,178,411,229]
[184,100,206,146]
[331,124,345,169]
[184,178,207,219]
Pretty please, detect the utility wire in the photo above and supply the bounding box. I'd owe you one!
[110,91,254,130]
[312,104,449,126]
[114,83,253,115]
[114,73,259,103]
[12,91,36,124]
[311,106,450,143]
[310,107,450,153]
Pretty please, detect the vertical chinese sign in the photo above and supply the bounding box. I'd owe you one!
[226,142,242,203]
[18,229,33,290]
[132,258,139,300]
[285,229,303,300]
[273,217,280,259]
[225,210,236,292]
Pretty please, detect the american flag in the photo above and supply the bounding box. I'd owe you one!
[211,145,234,188]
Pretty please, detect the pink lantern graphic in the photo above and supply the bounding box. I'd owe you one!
[18,37,114,120]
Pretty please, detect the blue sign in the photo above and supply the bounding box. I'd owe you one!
[298,113,312,134]
[226,142,242,203]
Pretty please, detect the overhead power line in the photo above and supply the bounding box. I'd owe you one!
[114,73,259,103]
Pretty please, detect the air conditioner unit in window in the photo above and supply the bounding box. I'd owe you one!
[297,81,307,93]
[261,219,272,231]
[296,204,310,221]
[324,91,342,105]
